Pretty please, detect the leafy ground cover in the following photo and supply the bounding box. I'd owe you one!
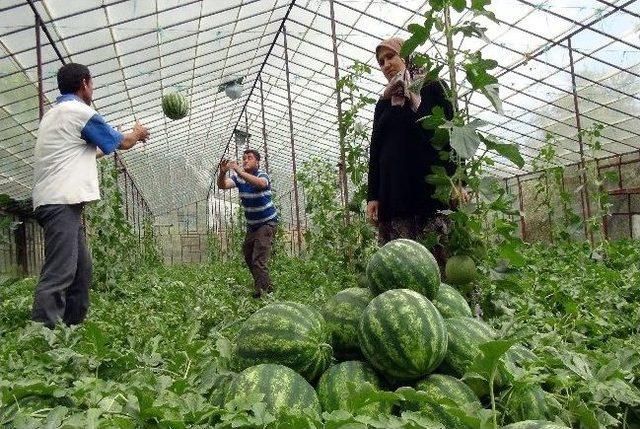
[0,240,638,428]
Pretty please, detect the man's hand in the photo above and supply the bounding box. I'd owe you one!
[219,159,230,173]
[120,122,150,150]
[133,122,149,142]
[227,161,242,173]
[366,200,379,227]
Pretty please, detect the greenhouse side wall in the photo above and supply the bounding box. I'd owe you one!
[508,150,640,243]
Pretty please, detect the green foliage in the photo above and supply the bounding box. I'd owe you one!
[0,253,359,428]
[298,62,378,270]
[529,125,618,246]
[401,1,524,265]
[85,159,139,290]
[480,240,640,427]
[85,158,162,290]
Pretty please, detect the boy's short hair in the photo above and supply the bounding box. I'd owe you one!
[243,149,261,161]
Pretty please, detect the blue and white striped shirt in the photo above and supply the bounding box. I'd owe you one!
[231,170,278,230]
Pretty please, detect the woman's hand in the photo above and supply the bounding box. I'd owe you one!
[366,200,379,226]
[450,186,471,208]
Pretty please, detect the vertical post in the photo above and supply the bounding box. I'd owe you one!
[244,111,250,150]
[616,155,626,238]
[289,190,295,254]
[516,176,526,241]
[595,158,609,240]
[282,26,302,255]
[14,217,28,275]
[259,75,270,174]
[568,38,593,244]
[544,173,554,243]
[328,0,350,222]
[35,15,44,120]
[124,171,130,221]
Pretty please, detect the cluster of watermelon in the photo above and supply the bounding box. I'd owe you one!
[224,239,565,427]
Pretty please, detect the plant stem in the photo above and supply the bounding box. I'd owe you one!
[490,368,497,428]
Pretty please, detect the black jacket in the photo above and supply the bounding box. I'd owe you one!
[367,79,455,221]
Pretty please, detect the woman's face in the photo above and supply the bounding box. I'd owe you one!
[377,46,405,82]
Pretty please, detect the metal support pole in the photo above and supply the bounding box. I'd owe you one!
[544,173,553,243]
[568,38,593,244]
[289,191,294,254]
[14,217,28,275]
[244,111,250,150]
[328,0,350,222]
[516,176,526,241]
[35,15,44,120]
[124,170,129,221]
[282,26,302,255]
[259,75,270,174]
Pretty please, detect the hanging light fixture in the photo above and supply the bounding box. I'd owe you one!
[219,77,244,100]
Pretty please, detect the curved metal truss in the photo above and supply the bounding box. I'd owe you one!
[1,0,639,215]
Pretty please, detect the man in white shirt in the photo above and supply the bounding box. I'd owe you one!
[31,63,149,328]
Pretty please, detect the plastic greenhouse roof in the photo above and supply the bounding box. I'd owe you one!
[1,0,639,214]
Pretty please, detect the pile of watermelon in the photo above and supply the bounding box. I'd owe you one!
[224,239,566,427]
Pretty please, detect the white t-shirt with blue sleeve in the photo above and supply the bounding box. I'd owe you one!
[32,94,124,209]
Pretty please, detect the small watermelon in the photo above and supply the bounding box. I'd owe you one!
[434,283,473,318]
[445,255,477,291]
[225,364,320,417]
[317,361,390,416]
[161,91,189,120]
[503,384,551,423]
[235,302,332,381]
[502,421,569,429]
[366,239,440,300]
[358,289,448,380]
[323,288,373,359]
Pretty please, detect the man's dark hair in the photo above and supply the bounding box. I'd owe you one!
[57,63,91,94]
[243,149,261,161]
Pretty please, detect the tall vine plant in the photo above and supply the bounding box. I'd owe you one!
[298,62,377,270]
[400,0,525,265]
[85,158,161,289]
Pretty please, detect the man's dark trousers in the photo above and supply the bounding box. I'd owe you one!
[243,222,276,293]
[32,204,92,328]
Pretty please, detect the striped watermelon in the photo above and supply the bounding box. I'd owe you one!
[225,364,320,417]
[504,384,551,422]
[416,374,480,406]
[443,316,511,397]
[443,317,496,377]
[358,289,448,380]
[317,361,390,416]
[235,302,332,381]
[415,374,481,429]
[161,91,189,120]
[323,288,373,359]
[434,283,473,318]
[366,239,440,300]
[502,421,569,429]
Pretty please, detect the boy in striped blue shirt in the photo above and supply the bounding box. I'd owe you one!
[217,149,278,298]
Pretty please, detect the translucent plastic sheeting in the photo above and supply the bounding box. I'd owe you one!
[0,0,639,215]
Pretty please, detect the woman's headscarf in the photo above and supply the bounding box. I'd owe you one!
[376,37,421,112]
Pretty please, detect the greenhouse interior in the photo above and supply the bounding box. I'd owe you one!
[1,0,639,427]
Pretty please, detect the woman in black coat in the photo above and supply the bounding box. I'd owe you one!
[366,37,467,269]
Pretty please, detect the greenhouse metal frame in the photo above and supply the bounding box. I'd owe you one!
[1,0,640,271]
